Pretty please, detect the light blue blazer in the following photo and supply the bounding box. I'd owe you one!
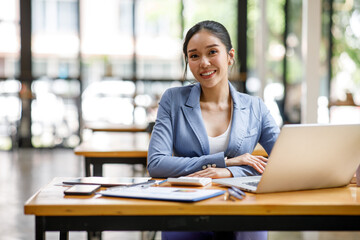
[147,82,280,178]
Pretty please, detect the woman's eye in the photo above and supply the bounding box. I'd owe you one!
[209,50,217,55]
[189,54,198,59]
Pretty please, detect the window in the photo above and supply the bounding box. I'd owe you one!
[31,0,80,148]
[0,0,20,77]
[247,0,285,126]
[136,0,183,80]
[0,0,20,150]
[330,0,360,123]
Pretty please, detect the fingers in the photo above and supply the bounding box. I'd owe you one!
[256,156,268,162]
[187,168,232,179]
[252,156,268,173]
[243,155,268,173]
[250,155,268,162]
[250,160,265,173]
[187,168,217,178]
[187,172,199,177]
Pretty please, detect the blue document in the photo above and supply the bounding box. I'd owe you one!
[99,186,225,202]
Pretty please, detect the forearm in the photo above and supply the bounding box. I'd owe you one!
[227,166,261,177]
[147,152,226,178]
[225,156,240,167]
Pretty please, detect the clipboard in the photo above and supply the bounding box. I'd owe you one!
[99,186,226,202]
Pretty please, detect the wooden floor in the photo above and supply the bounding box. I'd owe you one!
[1,148,360,240]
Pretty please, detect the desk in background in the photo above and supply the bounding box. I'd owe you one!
[74,132,149,176]
[252,144,268,157]
[25,177,360,240]
[85,122,148,132]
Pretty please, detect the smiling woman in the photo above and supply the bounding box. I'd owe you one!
[147,20,280,240]
[148,20,279,179]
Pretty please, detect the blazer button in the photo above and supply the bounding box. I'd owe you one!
[202,165,207,170]
[207,164,212,168]
[212,164,216,168]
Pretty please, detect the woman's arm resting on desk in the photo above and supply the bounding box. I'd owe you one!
[187,153,268,178]
[226,153,268,174]
[187,167,233,178]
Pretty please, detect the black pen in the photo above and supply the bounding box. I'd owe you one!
[230,186,246,196]
[228,188,243,200]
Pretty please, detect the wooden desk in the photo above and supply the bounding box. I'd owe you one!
[25,177,360,240]
[74,132,150,176]
[85,123,148,132]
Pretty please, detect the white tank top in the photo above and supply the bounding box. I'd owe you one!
[208,104,233,155]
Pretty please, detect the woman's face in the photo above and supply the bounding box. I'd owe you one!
[187,30,234,89]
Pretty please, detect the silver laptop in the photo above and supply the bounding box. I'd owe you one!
[213,124,360,193]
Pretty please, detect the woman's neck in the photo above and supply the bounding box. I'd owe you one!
[200,80,230,107]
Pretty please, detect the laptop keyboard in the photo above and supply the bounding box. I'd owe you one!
[245,181,259,187]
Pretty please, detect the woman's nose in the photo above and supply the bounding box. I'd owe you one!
[200,56,210,68]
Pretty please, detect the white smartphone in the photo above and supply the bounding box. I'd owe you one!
[167,177,212,186]
[64,184,101,195]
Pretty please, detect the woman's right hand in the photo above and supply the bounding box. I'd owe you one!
[225,153,268,173]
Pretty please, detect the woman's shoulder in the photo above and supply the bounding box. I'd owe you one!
[165,83,196,93]
[232,90,262,106]
[231,89,267,118]
[159,83,198,108]
[162,83,197,99]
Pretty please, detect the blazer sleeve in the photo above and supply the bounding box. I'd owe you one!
[257,98,280,155]
[147,89,226,178]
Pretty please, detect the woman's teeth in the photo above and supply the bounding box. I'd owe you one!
[201,71,215,76]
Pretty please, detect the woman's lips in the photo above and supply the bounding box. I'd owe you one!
[200,70,216,78]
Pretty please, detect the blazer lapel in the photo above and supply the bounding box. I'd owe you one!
[181,83,209,155]
[226,83,250,157]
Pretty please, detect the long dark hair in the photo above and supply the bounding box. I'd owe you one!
[182,20,233,80]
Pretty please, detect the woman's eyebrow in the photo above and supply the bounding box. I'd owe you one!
[188,44,219,53]
[205,44,219,49]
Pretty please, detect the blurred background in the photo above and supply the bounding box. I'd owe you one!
[0,0,359,151]
[1,0,360,239]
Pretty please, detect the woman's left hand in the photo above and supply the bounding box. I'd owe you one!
[187,168,233,179]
